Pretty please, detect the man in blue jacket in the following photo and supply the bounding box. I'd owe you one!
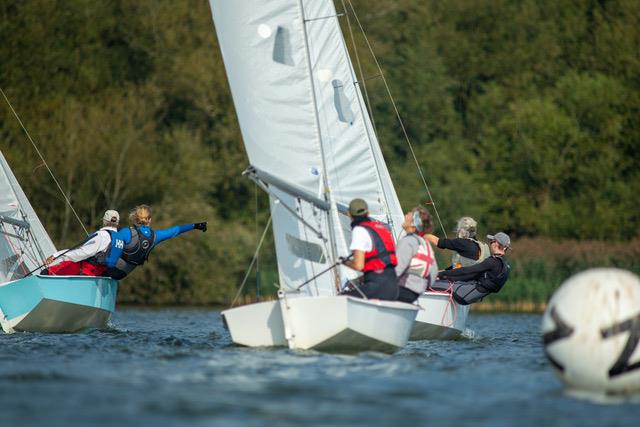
[105,204,207,280]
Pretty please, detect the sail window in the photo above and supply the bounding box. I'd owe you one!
[332,80,354,124]
[257,24,272,38]
[286,234,326,264]
[317,69,333,82]
[273,26,293,66]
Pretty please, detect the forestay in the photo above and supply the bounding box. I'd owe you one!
[0,151,56,282]
[209,0,405,294]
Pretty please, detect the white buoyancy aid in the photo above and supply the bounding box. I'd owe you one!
[451,238,490,268]
[404,235,435,294]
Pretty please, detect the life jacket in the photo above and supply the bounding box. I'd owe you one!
[407,235,435,280]
[121,226,155,266]
[355,219,397,272]
[399,234,435,295]
[87,230,125,268]
[105,226,155,280]
[478,256,510,293]
[451,238,490,269]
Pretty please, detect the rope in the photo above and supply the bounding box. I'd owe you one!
[0,87,88,235]
[426,280,457,328]
[344,2,448,238]
[230,215,272,308]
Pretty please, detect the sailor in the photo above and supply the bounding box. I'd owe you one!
[395,206,436,303]
[429,232,511,305]
[105,204,207,280]
[424,216,489,269]
[341,198,399,300]
[42,209,124,276]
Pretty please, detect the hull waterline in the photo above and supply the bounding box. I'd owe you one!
[0,275,118,333]
[410,292,469,340]
[280,295,419,353]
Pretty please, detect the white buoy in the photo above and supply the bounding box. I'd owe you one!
[542,268,640,393]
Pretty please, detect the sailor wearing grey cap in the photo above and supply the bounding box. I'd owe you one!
[429,231,511,305]
[43,209,125,276]
[341,198,399,300]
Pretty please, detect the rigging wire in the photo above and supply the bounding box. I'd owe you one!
[255,184,261,301]
[230,214,272,308]
[0,87,89,235]
[344,1,448,238]
[340,0,378,136]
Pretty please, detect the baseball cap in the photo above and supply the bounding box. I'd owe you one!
[348,198,368,216]
[487,232,511,248]
[103,209,120,223]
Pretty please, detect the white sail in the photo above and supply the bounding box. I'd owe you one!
[300,0,404,234]
[0,151,57,281]
[210,0,409,292]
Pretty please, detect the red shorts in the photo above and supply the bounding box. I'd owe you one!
[45,260,107,277]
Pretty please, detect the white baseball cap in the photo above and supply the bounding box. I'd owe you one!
[103,209,120,223]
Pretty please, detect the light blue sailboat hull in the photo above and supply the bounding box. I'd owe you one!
[0,275,118,333]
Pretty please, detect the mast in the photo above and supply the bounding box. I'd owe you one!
[297,0,342,291]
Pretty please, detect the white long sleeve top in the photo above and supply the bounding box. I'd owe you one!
[50,226,117,265]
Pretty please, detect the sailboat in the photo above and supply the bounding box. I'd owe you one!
[411,292,469,340]
[0,150,118,333]
[210,0,423,353]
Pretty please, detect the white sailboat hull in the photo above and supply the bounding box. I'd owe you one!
[221,300,287,347]
[410,292,469,340]
[280,295,419,353]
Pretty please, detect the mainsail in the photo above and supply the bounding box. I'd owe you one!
[210,0,405,294]
[0,151,56,282]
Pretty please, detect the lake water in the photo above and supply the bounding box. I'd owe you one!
[0,309,637,426]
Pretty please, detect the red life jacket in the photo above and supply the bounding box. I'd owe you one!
[357,220,397,272]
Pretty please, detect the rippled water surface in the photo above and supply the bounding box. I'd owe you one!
[0,309,637,426]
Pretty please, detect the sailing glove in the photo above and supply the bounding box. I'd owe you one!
[194,222,208,232]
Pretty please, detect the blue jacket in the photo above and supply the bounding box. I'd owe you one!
[105,224,195,280]
[117,224,195,248]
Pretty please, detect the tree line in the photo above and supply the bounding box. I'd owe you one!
[0,0,638,304]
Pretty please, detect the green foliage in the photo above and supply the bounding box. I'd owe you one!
[0,0,638,305]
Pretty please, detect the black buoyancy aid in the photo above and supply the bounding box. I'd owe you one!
[121,226,155,266]
[479,256,510,293]
[354,219,397,272]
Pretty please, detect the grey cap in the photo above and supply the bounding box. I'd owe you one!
[103,209,120,224]
[348,198,368,216]
[487,232,511,248]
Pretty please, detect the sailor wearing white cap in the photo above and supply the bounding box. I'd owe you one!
[43,209,124,276]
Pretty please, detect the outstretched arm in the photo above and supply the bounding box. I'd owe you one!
[154,224,196,245]
[438,257,496,281]
[424,234,439,246]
